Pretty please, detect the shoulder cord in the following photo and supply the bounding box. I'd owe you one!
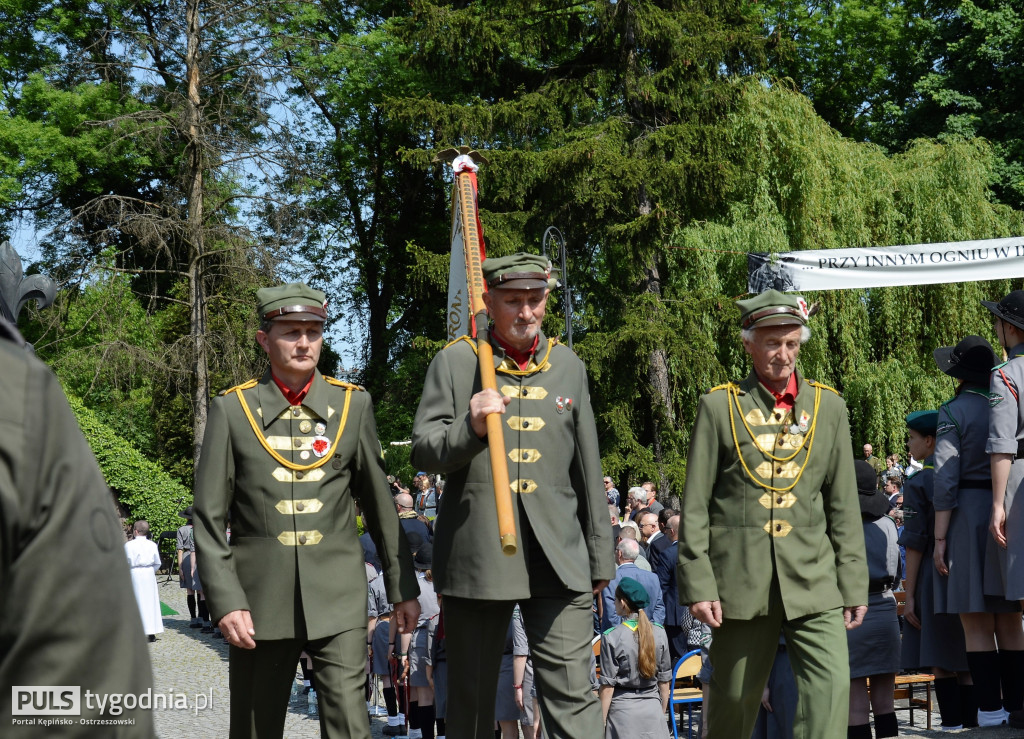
[233,385,353,472]
[727,384,822,493]
[728,384,818,463]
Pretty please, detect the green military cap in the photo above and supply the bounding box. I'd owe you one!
[615,576,650,610]
[736,289,813,330]
[483,252,556,291]
[905,410,938,436]
[256,282,327,322]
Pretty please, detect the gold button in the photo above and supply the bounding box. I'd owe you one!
[299,420,312,433]
[296,471,304,480]
[299,534,307,544]
[296,502,305,512]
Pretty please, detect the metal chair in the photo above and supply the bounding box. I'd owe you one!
[669,649,703,739]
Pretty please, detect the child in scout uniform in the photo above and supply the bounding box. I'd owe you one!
[847,459,902,739]
[598,577,672,739]
[899,403,975,729]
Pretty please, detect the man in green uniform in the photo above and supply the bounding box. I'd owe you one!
[677,290,868,739]
[0,317,155,736]
[864,443,885,488]
[411,253,613,738]
[194,283,420,739]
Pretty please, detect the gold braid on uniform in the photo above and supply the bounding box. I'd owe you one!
[232,380,353,471]
[726,383,822,493]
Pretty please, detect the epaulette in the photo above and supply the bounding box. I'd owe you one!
[706,382,736,394]
[220,378,258,396]
[324,376,364,391]
[443,335,478,353]
[807,380,841,396]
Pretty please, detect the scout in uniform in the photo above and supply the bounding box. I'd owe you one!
[411,252,613,739]
[0,317,155,736]
[899,401,973,729]
[598,577,671,739]
[846,458,901,739]
[193,282,420,739]
[676,289,868,739]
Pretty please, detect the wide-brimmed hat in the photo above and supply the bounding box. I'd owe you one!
[179,506,193,520]
[414,542,433,570]
[982,290,1024,332]
[933,335,997,386]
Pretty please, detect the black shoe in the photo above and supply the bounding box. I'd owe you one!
[147,635,157,642]
[382,726,404,736]
[189,618,203,628]
[201,625,213,634]
[212,628,223,639]
[1009,709,1024,729]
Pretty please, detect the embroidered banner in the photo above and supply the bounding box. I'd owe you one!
[748,237,1024,293]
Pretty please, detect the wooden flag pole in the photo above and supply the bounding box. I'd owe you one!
[437,147,517,556]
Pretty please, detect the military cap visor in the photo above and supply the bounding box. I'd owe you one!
[906,409,938,436]
[737,289,812,330]
[933,335,997,385]
[616,576,650,610]
[483,252,554,291]
[982,290,1024,332]
[257,283,328,322]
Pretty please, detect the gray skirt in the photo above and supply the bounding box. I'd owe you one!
[999,462,1024,601]
[179,551,201,591]
[409,627,431,687]
[495,655,534,724]
[370,619,392,676]
[605,688,668,739]
[902,544,968,672]
[944,484,1017,612]
[847,591,900,679]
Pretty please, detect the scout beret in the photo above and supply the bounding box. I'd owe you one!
[179,506,193,519]
[905,410,938,436]
[933,335,997,386]
[256,282,327,322]
[982,290,1024,332]
[616,576,650,610]
[483,252,556,291]
[736,289,814,330]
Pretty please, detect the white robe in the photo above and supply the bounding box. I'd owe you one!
[125,536,164,635]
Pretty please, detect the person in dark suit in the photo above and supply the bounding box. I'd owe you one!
[656,515,688,665]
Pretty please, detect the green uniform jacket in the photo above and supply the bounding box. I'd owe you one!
[677,372,867,621]
[410,332,614,600]
[0,332,154,735]
[194,370,419,641]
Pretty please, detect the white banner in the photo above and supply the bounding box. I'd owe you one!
[748,236,1024,293]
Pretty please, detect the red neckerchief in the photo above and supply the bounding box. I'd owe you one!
[492,332,539,371]
[272,372,314,406]
[759,371,798,411]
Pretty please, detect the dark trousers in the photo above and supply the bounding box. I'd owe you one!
[228,628,369,739]
[443,589,602,739]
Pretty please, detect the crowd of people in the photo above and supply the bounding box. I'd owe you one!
[15,261,1024,739]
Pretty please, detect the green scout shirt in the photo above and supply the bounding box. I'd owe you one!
[677,371,867,621]
[0,334,155,734]
[410,331,614,600]
[194,369,419,641]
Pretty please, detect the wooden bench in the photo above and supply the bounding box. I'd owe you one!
[867,673,935,730]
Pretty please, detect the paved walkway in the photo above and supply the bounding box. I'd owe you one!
[151,580,1020,738]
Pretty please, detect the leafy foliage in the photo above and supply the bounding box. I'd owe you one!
[66,392,192,537]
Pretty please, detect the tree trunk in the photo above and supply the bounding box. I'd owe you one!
[185,0,209,468]
[640,185,674,500]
